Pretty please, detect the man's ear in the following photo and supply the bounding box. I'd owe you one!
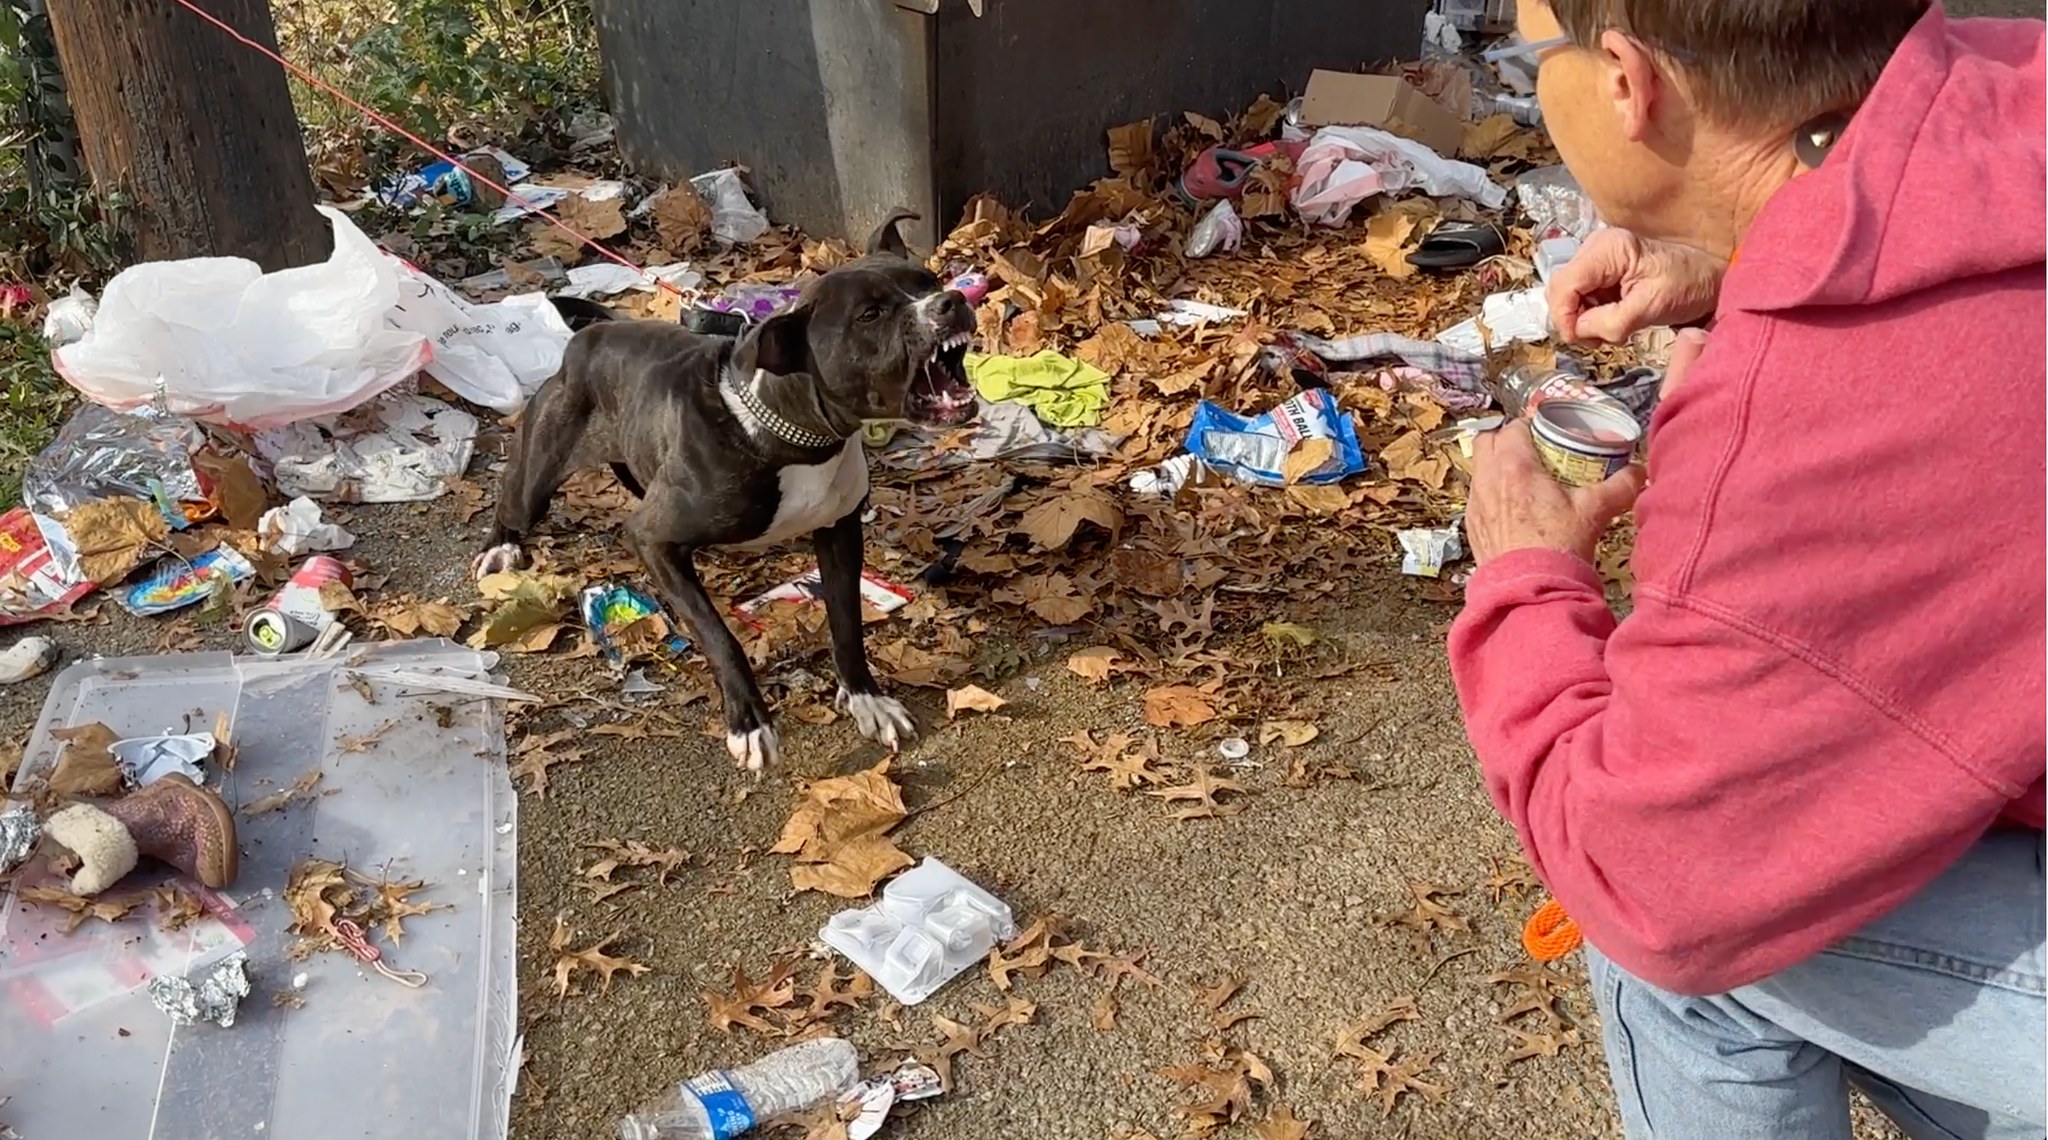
[1599,28,1663,142]
[749,304,813,376]
[865,208,921,258]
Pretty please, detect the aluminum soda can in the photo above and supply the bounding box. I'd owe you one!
[1494,365,1610,419]
[243,555,352,655]
[1530,399,1641,487]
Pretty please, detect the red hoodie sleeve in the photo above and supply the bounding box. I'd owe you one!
[1448,545,2018,995]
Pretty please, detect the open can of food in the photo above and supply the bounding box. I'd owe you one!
[1530,399,1641,487]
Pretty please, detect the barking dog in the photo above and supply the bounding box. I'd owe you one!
[474,211,976,769]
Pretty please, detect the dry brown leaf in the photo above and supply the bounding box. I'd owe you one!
[987,916,1059,990]
[771,759,913,897]
[1065,646,1128,683]
[47,722,122,797]
[1071,730,1168,791]
[1485,856,1542,903]
[970,995,1038,1038]
[509,728,589,798]
[19,886,139,933]
[1257,720,1319,747]
[1148,766,1248,821]
[1380,430,1452,491]
[1461,113,1525,159]
[1101,948,1164,990]
[1090,989,1119,1031]
[801,963,874,1021]
[1284,483,1353,515]
[549,917,650,996]
[703,960,799,1035]
[1381,882,1468,954]
[991,572,1094,625]
[1502,1023,1579,1065]
[376,598,468,639]
[649,183,713,252]
[1281,437,1337,486]
[945,684,1008,719]
[242,768,324,816]
[1184,110,1226,140]
[1142,685,1218,728]
[1105,120,1156,178]
[1016,488,1122,549]
[60,497,169,585]
[149,883,207,931]
[1253,1105,1316,1140]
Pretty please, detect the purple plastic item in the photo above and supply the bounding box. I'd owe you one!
[706,283,805,325]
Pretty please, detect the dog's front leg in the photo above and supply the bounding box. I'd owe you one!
[625,528,779,772]
[813,508,916,750]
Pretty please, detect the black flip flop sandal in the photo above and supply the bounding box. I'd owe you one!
[1406,222,1508,271]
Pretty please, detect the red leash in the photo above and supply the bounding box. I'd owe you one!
[161,0,685,296]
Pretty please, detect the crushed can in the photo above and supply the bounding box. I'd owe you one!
[243,555,352,655]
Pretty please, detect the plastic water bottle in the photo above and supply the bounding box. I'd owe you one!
[619,1037,861,1140]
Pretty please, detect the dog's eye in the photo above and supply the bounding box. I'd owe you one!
[856,304,883,324]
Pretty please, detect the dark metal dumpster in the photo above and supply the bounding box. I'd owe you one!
[589,0,1425,248]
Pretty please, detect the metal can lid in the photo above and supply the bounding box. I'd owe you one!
[1533,398,1641,452]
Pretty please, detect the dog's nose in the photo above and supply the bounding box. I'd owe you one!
[936,290,975,325]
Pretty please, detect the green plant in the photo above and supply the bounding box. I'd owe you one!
[0,321,74,506]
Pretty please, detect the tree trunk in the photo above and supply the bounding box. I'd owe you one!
[44,0,325,270]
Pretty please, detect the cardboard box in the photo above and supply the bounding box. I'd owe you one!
[1298,70,1464,157]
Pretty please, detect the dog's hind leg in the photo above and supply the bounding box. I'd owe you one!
[475,371,588,579]
[625,497,778,772]
[814,508,916,750]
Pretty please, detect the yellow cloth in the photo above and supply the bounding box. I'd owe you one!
[966,350,1111,429]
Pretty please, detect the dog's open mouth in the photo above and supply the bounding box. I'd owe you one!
[907,331,976,426]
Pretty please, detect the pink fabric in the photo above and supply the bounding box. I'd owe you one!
[1449,6,2047,997]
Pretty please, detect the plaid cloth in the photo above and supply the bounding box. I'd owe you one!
[1280,331,1493,411]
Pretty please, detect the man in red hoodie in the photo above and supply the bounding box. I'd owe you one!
[1453,2,2046,1136]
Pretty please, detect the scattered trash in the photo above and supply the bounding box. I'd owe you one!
[1399,524,1465,577]
[1515,165,1601,243]
[557,261,703,301]
[244,555,353,655]
[461,256,568,295]
[257,497,356,558]
[1216,737,1251,762]
[965,349,1111,429]
[108,732,214,786]
[620,1036,860,1140]
[1184,198,1243,259]
[253,391,478,504]
[385,260,574,414]
[1129,453,1216,497]
[959,399,1122,465]
[946,271,991,305]
[0,636,58,685]
[376,147,529,209]
[581,582,691,666]
[117,545,254,617]
[56,206,431,428]
[820,857,1017,1005]
[1151,299,1250,328]
[1184,388,1367,487]
[736,569,914,624]
[147,950,251,1029]
[1278,330,1492,410]
[1436,286,1552,354]
[490,175,625,224]
[690,167,771,246]
[1476,91,1542,126]
[1491,363,1609,419]
[840,1059,946,1140]
[1530,399,1641,487]
[21,403,207,520]
[1294,125,1507,227]
[704,282,805,327]
[40,284,96,348]
[1599,366,1666,432]
[620,669,665,698]
[0,509,95,625]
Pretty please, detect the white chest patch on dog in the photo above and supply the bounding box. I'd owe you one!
[743,437,869,549]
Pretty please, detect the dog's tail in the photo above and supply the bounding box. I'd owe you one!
[549,295,619,331]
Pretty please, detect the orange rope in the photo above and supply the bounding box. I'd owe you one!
[1521,897,1583,961]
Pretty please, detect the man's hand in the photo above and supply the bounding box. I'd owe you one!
[1466,330,1708,566]
[1548,229,1726,344]
[1467,423,1644,566]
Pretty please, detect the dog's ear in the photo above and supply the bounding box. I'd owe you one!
[749,304,813,376]
[864,208,921,258]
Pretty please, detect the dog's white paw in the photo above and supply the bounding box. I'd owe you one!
[726,725,780,773]
[471,543,523,581]
[837,688,916,751]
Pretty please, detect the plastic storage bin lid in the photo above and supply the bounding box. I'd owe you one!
[0,641,518,1140]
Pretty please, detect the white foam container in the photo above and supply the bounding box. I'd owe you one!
[819,858,1014,1006]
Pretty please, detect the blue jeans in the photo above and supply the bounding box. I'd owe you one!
[1590,828,2046,1140]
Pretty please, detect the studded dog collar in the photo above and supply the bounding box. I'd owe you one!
[730,371,844,450]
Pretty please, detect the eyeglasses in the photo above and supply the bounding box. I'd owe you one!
[1481,35,1571,63]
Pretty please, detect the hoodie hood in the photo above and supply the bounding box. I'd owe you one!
[1729,5,2046,313]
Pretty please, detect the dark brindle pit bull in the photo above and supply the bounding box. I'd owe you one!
[472,211,977,770]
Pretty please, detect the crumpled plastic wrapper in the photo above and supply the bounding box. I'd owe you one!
[21,403,206,518]
[0,803,40,877]
[253,391,477,504]
[148,951,251,1028]
[1399,523,1465,578]
[1515,164,1601,243]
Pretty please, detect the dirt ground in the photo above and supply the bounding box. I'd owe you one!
[0,448,1918,1140]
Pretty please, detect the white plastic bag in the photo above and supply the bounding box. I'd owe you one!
[54,206,430,429]
[1292,125,1508,226]
[41,285,96,348]
[384,261,571,412]
[689,168,770,245]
